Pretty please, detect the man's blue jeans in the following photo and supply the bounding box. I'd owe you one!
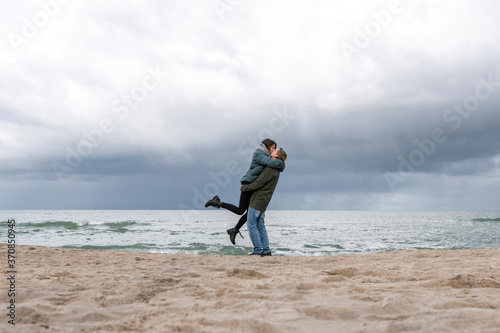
[247,207,270,254]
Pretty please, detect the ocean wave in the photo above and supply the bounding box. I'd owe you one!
[11,210,500,256]
[20,220,140,233]
[171,243,251,255]
[102,221,139,233]
[304,243,344,250]
[102,221,138,228]
[22,221,89,230]
[471,218,500,223]
[61,243,252,256]
[62,243,157,251]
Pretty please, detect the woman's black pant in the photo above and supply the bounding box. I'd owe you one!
[220,190,253,230]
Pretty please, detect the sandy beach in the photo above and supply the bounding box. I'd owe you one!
[1,245,499,332]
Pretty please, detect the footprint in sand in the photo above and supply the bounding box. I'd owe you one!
[226,268,269,279]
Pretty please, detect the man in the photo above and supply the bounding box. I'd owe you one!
[240,148,287,256]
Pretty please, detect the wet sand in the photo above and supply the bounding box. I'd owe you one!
[1,245,500,332]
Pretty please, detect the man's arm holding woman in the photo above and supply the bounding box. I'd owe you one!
[241,168,276,193]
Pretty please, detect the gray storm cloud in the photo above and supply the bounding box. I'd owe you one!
[1,0,499,209]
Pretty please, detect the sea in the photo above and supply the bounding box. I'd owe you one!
[2,210,500,256]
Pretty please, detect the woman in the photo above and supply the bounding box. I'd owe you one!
[204,138,285,244]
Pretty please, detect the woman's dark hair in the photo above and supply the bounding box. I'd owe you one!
[261,138,277,150]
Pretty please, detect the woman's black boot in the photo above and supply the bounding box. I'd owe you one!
[226,227,243,245]
[204,195,221,208]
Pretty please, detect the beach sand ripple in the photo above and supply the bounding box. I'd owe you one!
[1,245,499,332]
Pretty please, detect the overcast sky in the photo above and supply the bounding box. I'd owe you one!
[1,0,500,210]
